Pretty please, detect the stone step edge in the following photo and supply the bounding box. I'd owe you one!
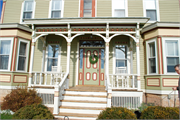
[60,100,107,104]
[59,106,106,110]
[65,89,107,92]
[63,94,107,98]
[58,112,98,118]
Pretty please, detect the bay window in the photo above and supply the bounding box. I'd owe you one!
[17,40,29,71]
[0,38,13,70]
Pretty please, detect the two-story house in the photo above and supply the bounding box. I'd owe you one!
[0,0,180,119]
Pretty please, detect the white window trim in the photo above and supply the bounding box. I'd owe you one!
[20,0,36,23]
[112,0,128,17]
[45,44,61,72]
[143,0,160,23]
[113,44,130,74]
[48,0,64,18]
[16,39,30,72]
[146,39,158,75]
[162,37,180,75]
[0,37,14,71]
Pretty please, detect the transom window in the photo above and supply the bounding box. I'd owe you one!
[115,45,127,74]
[112,0,127,17]
[165,40,179,73]
[0,40,12,70]
[46,44,60,71]
[51,0,62,18]
[23,0,34,19]
[144,0,158,21]
[148,42,156,73]
[80,41,105,47]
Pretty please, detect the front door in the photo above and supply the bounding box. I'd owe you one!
[78,48,105,85]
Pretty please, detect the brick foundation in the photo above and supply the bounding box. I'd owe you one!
[0,89,12,104]
[143,93,179,107]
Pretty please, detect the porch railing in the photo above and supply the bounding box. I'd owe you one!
[31,72,66,86]
[109,74,138,89]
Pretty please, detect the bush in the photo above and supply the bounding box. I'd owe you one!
[140,106,179,119]
[138,102,155,112]
[1,86,42,112]
[97,107,137,119]
[12,104,54,119]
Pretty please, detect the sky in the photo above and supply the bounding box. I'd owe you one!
[0,0,3,18]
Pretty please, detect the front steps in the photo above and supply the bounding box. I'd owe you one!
[56,86,107,120]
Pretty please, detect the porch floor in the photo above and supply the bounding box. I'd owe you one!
[68,85,106,92]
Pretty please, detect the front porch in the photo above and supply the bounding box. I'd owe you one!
[23,17,148,115]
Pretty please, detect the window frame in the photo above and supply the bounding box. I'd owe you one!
[48,0,64,18]
[143,0,160,23]
[80,0,96,17]
[20,0,36,23]
[146,39,158,75]
[16,39,30,72]
[45,44,61,72]
[112,0,128,17]
[0,37,14,71]
[162,37,180,75]
[113,44,130,74]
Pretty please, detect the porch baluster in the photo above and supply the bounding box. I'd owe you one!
[127,76,129,88]
[39,73,42,85]
[116,75,118,88]
[45,73,47,85]
[50,74,53,85]
[34,73,37,85]
[132,75,135,88]
[122,76,124,88]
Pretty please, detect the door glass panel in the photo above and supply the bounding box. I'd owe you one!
[101,49,104,69]
[80,49,83,69]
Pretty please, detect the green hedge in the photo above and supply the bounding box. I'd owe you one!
[140,106,179,119]
[97,107,137,119]
[12,104,54,119]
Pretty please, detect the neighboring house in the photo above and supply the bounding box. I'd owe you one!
[0,0,180,119]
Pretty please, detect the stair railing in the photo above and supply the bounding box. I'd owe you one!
[162,90,177,107]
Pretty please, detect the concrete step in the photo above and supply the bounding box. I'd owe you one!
[62,95,107,101]
[64,90,107,96]
[60,100,107,104]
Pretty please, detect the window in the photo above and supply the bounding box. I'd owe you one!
[147,42,156,73]
[80,0,95,17]
[50,0,62,18]
[23,0,34,19]
[165,41,179,73]
[17,40,29,71]
[112,0,127,17]
[0,38,13,70]
[115,45,127,74]
[143,0,159,21]
[46,44,60,71]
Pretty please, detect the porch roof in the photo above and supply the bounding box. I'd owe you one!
[22,17,149,27]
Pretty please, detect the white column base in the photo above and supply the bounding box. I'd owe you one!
[53,85,60,115]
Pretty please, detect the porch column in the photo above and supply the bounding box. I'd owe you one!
[28,41,35,87]
[105,42,109,76]
[66,42,71,89]
[136,23,141,91]
[41,41,46,84]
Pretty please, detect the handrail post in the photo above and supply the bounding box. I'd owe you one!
[53,85,60,115]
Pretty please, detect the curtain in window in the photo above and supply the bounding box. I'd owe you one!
[0,40,11,70]
[47,45,59,71]
[166,41,179,72]
[51,0,61,18]
[112,0,125,17]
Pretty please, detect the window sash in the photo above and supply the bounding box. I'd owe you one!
[145,0,156,9]
[114,9,125,17]
[0,40,11,70]
[146,10,157,21]
[149,58,156,73]
[24,1,33,11]
[112,0,125,9]
[166,41,178,56]
[167,57,179,72]
[52,0,62,10]
[17,42,27,71]
[83,0,92,17]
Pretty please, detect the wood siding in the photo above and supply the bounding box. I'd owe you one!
[63,0,79,17]
[97,0,111,17]
[3,0,22,23]
[128,0,143,17]
[35,0,49,18]
[159,0,180,22]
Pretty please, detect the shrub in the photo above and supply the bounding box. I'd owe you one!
[97,107,137,119]
[138,102,155,112]
[1,86,42,112]
[140,106,179,119]
[12,104,54,119]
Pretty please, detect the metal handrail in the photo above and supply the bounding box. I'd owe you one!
[162,90,177,107]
